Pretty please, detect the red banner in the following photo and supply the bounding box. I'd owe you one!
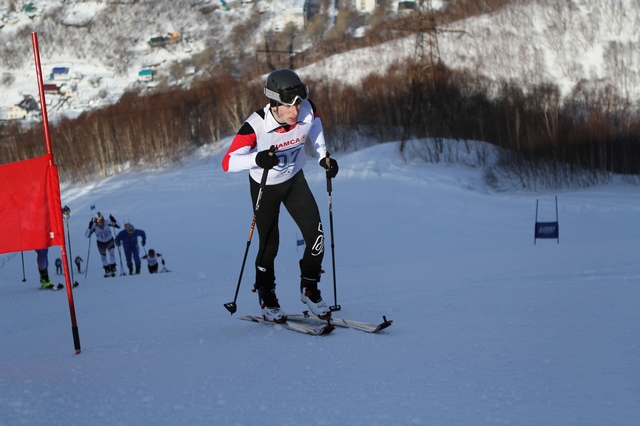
[0,154,64,254]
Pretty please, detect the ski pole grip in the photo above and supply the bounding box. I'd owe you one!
[259,145,277,188]
[325,152,332,192]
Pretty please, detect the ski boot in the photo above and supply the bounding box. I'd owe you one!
[256,285,286,323]
[109,263,116,277]
[135,265,141,275]
[128,265,133,275]
[300,275,330,319]
[103,265,111,278]
[39,269,54,289]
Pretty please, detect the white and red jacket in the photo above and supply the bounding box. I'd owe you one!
[222,100,327,185]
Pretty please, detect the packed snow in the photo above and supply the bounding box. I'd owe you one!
[1,140,639,425]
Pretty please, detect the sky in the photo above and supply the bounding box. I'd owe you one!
[1,139,639,425]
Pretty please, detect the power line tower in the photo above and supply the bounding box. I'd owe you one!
[400,0,455,154]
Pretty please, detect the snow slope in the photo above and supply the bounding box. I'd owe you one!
[1,140,639,425]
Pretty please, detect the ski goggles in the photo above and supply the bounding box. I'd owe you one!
[264,83,309,106]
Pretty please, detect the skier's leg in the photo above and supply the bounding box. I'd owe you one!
[250,177,282,291]
[36,249,52,287]
[123,245,133,272]
[284,172,324,279]
[284,172,329,317]
[106,240,117,275]
[97,241,108,267]
[36,248,49,271]
[249,177,286,321]
[132,246,141,274]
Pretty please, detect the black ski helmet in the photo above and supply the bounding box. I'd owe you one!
[264,69,309,106]
[95,212,104,226]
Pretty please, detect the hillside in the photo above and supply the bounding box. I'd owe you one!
[2,0,639,122]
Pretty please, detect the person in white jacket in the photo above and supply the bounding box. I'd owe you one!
[142,249,167,274]
[85,212,121,277]
[222,69,339,323]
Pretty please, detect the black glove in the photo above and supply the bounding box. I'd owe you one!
[161,260,165,265]
[88,220,93,229]
[321,157,339,178]
[109,214,116,223]
[255,150,279,170]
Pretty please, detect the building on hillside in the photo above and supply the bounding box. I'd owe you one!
[167,30,182,43]
[148,36,168,48]
[5,106,28,120]
[18,95,39,112]
[50,67,70,80]
[282,0,306,29]
[43,84,61,94]
[354,0,377,13]
[397,0,418,13]
[138,68,154,82]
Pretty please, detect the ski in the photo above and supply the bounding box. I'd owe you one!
[286,311,393,333]
[239,315,334,336]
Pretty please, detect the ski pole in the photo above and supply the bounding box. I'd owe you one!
[85,204,96,278]
[224,146,275,315]
[84,234,91,279]
[62,206,78,287]
[21,252,26,282]
[325,152,341,312]
[116,244,125,275]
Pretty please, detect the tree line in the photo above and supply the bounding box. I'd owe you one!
[1,59,639,190]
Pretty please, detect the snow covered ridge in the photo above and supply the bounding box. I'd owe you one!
[295,0,640,103]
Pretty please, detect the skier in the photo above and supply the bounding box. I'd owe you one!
[36,248,53,288]
[142,249,167,274]
[54,258,63,275]
[115,223,146,275]
[85,212,121,277]
[74,255,83,273]
[221,68,339,323]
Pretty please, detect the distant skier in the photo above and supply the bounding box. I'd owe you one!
[54,258,63,275]
[74,255,83,273]
[85,212,121,278]
[142,249,168,274]
[115,223,146,275]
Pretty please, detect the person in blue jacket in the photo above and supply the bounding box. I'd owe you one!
[115,223,146,275]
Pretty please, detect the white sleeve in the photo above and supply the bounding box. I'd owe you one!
[226,145,259,172]
[308,116,327,162]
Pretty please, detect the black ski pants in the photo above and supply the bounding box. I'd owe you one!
[250,170,324,290]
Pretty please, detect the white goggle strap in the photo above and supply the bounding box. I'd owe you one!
[264,87,305,107]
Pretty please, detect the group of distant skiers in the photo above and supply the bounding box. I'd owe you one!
[35,211,168,288]
[84,212,167,278]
